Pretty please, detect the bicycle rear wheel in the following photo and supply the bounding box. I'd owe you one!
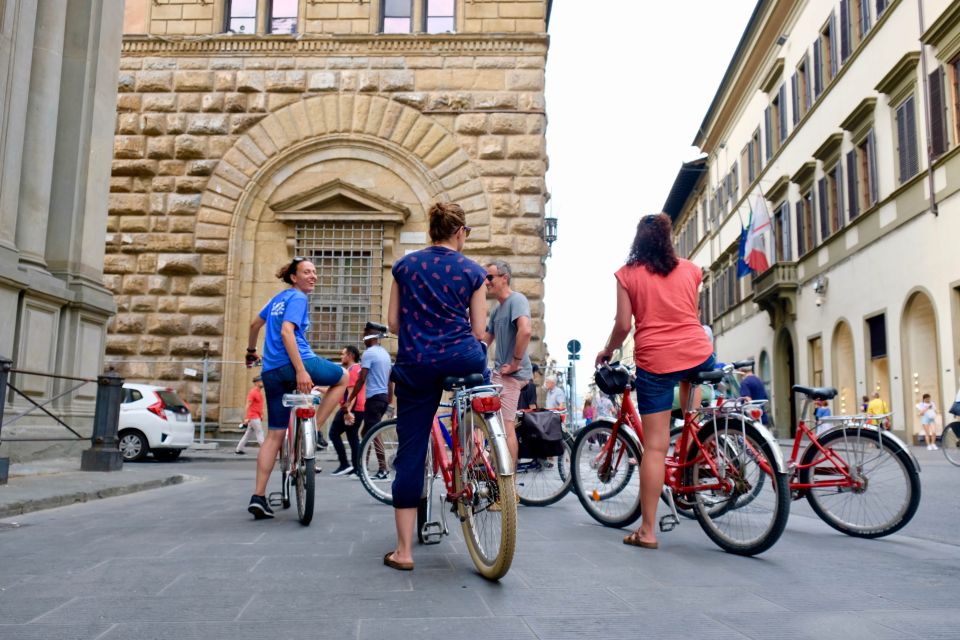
[516,433,573,507]
[455,409,516,580]
[357,419,398,505]
[294,420,315,526]
[800,426,920,538]
[685,418,789,556]
[943,422,960,467]
[570,420,642,528]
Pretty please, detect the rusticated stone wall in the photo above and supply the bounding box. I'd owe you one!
[105,34,549,424]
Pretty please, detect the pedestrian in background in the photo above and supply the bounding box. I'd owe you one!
[736,362,768,425]
[483,259,533,464]
[518,364,540,411]
[544,376,565,411]
[867,392,891,429]
[582,397,594,426]
[329,345,365,476]
[916,393,939,450]
[814,399,832,436]
[861,395,870,413]
[345,322,393,477]
[235,375,265,455]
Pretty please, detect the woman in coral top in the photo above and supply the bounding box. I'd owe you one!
[595,213,714,550]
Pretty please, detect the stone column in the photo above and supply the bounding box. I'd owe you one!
[16,0,67,269]
[0,0,39,254]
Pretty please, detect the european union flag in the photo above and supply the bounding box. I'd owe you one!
[736,224,751,278]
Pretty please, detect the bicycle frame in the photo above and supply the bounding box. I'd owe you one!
[787,396,917,492]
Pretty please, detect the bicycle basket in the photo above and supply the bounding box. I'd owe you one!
[595,363,631,395]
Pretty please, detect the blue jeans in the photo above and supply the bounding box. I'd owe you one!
[390,351,487,509]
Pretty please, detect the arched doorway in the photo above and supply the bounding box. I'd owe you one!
[831,321,856,415]
[773,329,797,437]
[901,291,941,442]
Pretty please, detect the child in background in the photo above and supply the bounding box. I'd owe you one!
[814,399,832,436]
[916,393,939,451]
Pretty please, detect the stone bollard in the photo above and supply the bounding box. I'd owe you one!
[81,368,124,472]
[0,356,11,484]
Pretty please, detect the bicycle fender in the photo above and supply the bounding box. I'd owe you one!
[302,418,317,459]
[817,423,920,472]
[589,418,645,456]
[484,412,514,476]
[748,420,787,474]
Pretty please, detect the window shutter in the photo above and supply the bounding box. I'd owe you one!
[840,1,851,62]
[764,106,773,161]
[905,96,918,178]
[795,201,805,256]
[829,13,839,77]
[846,150,859,220]
[804,54,813,109]
[896,101,908,183]
[860,0,871,34]
[781,203,792,261]
[867,130,879,204]
[791,72,800,125]
[930,67,947,158]
[778,84,788,140]
[817,177,829,241]
[835,163,845,228]
[813,41,823,97]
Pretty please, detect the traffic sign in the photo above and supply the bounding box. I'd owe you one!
[567,339,581,355]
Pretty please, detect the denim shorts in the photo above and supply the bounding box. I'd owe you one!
[634,354,716,415]
[261,357,345,430]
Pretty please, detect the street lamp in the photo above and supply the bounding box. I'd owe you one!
[543,216,558,259]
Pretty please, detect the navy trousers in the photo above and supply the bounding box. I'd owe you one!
[390,351,486,509]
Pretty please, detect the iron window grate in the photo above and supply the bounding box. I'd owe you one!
[295,223,384,354]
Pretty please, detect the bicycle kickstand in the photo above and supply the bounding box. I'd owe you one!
[658,488,680,533]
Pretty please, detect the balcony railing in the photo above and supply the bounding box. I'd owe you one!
[752,262,798,326]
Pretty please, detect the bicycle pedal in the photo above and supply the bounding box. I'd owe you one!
[420,522,444,545]
[659,514,680,533]
[267,492,283,507]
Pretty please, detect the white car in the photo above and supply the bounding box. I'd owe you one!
[118,383,195,462]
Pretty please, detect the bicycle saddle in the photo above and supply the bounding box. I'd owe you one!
[692,370,725,384]
[792,385,838,400]
[442,373,486,391]
[365,321,387,333]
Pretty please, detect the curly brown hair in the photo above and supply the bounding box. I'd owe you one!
[625,213,679,276]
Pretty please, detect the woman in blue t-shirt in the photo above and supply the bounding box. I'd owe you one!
[383,202,488,571]
[244,257,347,519]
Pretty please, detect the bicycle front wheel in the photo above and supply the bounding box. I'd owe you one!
[455,410,516,580]
[685,418,789,556]
[570,420,643,528]
[516,433,573,507]
[943,422,960,466]
[800,426,920,538]
[294,420,315,526]
[357,419,399,505]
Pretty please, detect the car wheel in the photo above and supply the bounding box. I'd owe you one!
[153,449,182,462]
[118,430,149,462]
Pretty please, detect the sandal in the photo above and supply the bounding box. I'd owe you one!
[622,531,658,549]
[383,551,414,571]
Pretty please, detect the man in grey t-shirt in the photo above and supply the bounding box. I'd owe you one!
[482,260,533,464]
[345,322,393,476]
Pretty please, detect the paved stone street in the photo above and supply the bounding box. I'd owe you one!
[1,445,959,640]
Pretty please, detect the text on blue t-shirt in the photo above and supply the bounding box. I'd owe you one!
[258,288,316,372]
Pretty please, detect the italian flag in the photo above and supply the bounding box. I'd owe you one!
[745,194,772,273]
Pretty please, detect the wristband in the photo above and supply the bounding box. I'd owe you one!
[246,347,257,352]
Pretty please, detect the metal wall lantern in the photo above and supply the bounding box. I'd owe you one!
[543,216,558,257]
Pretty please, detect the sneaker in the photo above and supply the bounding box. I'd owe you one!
[247,495,274,520]
[235,450,245,455]
[374,469,390,480]
[332,464,354,476]
[926,444,933,451]
[932,444,939,450]
[314,465,323,474]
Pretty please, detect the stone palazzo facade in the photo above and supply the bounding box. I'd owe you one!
[110,1,551,425]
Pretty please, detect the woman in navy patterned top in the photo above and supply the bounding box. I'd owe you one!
[383,202,488,571]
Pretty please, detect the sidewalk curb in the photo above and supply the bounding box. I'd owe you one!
[0,474,196,519]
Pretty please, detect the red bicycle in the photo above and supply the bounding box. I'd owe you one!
[785,385,920,538]
[571,363,790,556]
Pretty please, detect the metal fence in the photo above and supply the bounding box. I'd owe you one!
[0,357,124,483]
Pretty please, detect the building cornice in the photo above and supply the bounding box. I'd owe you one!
[874,51,920,95]
[759,58,785,94]
[791,161,817,187]
[922,1,960,61]
[840,97,877,132]
[812,133,844,163]
[765,174,790,203]
[121,33,550,56]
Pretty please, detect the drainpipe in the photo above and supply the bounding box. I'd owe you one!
[917,0,939,216]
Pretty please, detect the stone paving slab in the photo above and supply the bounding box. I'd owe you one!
[0,447,957,640]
